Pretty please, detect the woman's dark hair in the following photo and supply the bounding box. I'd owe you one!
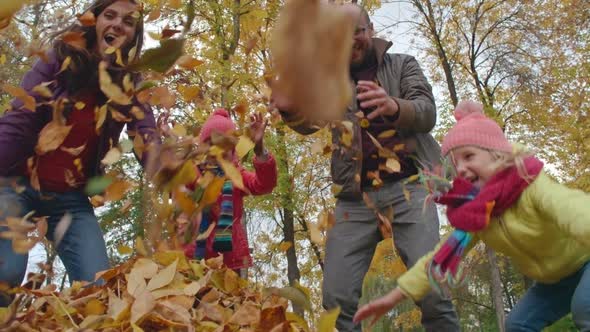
[53,0,145,96]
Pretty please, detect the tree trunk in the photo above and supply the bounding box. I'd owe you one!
[486,246,506,331]
[275,127,304,317]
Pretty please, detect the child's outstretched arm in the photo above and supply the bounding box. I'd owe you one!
[241,113,277,195]
[353,287,407,326]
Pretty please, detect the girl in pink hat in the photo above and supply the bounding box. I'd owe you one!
[183,109,277,275]
[354,101,590,331]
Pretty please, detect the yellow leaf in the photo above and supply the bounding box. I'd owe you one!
[0,1,23,20]
[32,83,53,98]
[35,121,72,155]
[236,135,255,159]
[385,158,401,173]
[153,251,190,270]
[273,286,311,312]
[279,241,292,252]
[378,129,396,138]
[131,323,144,332]
[177,85,200,103]
[317,307,341,332]
[107,290,129,321]
[146,259,178,291]
[168,0,182,9]
[147,8,161,22]
[101,147,122,165]
[58,56,71,74]
[171,123,187,136]
[99,61,131,105]
[135,236,149,256]
[403,185,411,201]
[360,118,370,128]
[95,105,107,133]
[331,183,342,196]
[84,299,106,316]
[117,244,133,255]
[216,156,245,191]
[2,84,36,111]
[0,54,6,65]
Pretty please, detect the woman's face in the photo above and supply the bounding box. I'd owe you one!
[94,1,139,59]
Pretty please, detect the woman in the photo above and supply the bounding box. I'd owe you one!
[0,0,158,306]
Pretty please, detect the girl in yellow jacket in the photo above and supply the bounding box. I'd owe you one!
[354,101,590,331]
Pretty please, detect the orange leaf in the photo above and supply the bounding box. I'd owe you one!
[62,31,86,49]
[176,55,204,70]
[77,11,96,26]
[2,84,36,111]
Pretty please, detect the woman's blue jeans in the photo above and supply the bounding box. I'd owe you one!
[506,261,590,331]
[0,179,110,301]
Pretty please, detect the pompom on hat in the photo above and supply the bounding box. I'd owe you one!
[441,101,513,156]
[199,108,236,143]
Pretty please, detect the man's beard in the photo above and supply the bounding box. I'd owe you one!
[350,46,376,72]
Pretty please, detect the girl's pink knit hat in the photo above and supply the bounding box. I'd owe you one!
[199,108,236,143]
[441,101,512,156]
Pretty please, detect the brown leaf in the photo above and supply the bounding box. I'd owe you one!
[2,84,36,111]
[35,121,72,155]
[230,302,261,326]
[176,55,204,70]
[130,106,145,120]
[271,1,355,122]
[104,179,132,202]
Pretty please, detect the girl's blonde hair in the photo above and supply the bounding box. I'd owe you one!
[448,145,536,183]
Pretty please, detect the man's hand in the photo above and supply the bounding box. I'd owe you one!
[357,80,399,120]
[249,113,268,157]
[353,287,407,327]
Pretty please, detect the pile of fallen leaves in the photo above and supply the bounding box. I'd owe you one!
[0,250,340,331]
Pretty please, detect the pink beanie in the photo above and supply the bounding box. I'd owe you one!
[199,108,236,143]
[441,101,512,156]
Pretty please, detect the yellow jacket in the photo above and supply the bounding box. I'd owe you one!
[397,171,590,301]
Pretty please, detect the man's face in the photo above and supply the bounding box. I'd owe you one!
[350,16,373,67]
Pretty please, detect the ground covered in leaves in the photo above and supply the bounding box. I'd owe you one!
[0,251,335,332]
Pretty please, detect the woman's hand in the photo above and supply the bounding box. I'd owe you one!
[353,287,407,327]
[249,113,268,157]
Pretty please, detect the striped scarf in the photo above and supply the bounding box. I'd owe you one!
[428,156,543,293]
[212,180,233,252]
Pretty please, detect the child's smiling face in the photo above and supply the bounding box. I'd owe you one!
[450,145,504,188]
